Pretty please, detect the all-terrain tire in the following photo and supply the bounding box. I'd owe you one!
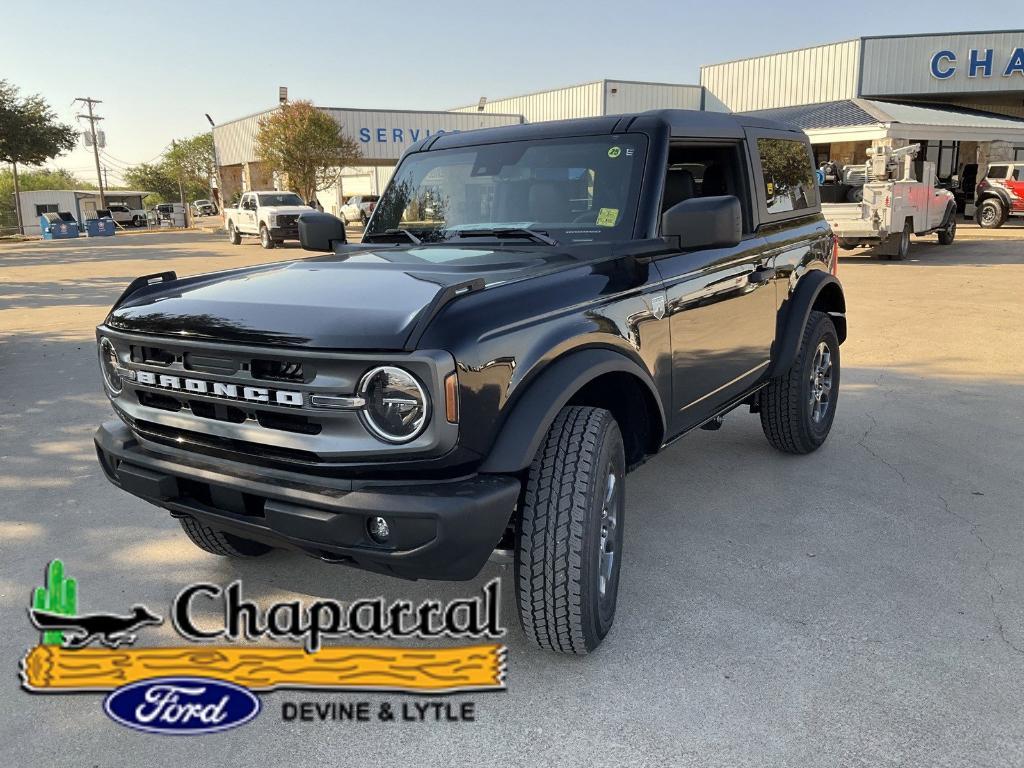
[227,221,241,245]
[259,224,275,249]
[515,406,625,655]
[178,516,272,557]
[977,198,1006,229]
[937,215,956,245]
[889,219,911,260]
[758,311,840,454]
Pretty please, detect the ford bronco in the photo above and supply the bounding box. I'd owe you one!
[94,110,846,654]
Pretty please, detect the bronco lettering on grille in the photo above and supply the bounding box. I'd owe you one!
[135,370,303,407]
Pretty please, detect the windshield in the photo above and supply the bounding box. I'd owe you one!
[366,135,648,244]
[258,193,305,206]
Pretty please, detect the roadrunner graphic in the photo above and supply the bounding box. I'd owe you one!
[29,605,163,649]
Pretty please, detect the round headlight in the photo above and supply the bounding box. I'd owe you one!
[358,366,429,443]
[98,337,123,396]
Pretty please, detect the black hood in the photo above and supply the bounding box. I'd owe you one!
[104,246,582,349]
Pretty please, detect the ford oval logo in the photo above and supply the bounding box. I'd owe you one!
[103,676,260,735]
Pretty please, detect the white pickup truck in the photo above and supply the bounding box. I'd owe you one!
[224,190,313,249]
[823,144,958,260]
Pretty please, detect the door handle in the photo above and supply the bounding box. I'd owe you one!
[748,266,776,285]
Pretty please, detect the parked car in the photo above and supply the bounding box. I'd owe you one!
[340,194,379,225]
[223,191,313,248]
[975,162,1024,228]
[192,199,217,217]
[94,111,846,655]
[104,203,147,228]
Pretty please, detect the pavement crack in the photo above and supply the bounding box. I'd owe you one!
[857,412,909,485]
[937,492,1024,657]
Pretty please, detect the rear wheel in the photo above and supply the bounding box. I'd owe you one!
[977,198,1006,229]
[178,517,272,558]
[758,311,840,454]
[227,222,241,245]
[260,224,275,249]
[938,216,956,245]
[515,406,625,654]
[887,220,911,260]
[132,215,144,228]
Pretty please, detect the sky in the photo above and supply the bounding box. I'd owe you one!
[2,0,1021,185]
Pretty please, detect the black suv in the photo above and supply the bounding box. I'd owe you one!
[94,111,845,654]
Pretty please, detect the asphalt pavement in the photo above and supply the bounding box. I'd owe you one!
[1,229,1022,767]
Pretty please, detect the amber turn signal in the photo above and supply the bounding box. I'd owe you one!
[444,372,459,423]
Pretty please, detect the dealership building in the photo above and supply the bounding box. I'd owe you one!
[213,30,1024,214]
[701,30,1024,179]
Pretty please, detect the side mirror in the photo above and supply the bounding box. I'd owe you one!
[662,195,742,251]
[298,212,347,251]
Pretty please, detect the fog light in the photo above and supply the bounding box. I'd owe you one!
[368,516,390,543]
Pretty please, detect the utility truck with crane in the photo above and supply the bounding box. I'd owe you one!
[821,143,957,260]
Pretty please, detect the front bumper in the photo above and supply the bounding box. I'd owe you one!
[95,420,520,580]
[269,225,299,239]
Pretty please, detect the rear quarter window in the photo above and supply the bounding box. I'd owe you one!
[755,137,818,215]
[987,165,1009,179]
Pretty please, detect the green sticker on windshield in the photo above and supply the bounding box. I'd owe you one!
[596,208,619,227]
[607,146,621,158]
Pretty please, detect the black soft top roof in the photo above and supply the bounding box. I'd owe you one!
[421,109,803,153]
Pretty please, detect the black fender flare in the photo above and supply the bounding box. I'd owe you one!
[940,200,958,228]
[766,270,846,379]
[976,188,1010,211]
[478,348,666,475]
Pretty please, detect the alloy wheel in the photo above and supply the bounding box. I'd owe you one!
[809,341,833,424]
[597,470,619,601]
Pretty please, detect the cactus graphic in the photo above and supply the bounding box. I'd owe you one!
[32,560,77,645]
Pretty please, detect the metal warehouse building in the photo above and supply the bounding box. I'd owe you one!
[700,30,1024,180]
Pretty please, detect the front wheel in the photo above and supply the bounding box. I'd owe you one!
[515,406,625,654]
[758,311,840,454]
[977,198,1006,229]
[259,224,275,249]
[132,215,144,228]
[938,216,956,245]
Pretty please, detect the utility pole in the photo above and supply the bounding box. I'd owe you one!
[205,114,223,215]
[103,166,109,190]
[74,97,105,208]
[11,161,23,235]
[171,140,190,228]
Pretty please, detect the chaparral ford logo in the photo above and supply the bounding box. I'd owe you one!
[21,560,506,734]
[134,369,304,406]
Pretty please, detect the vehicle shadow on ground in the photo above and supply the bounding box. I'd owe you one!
[840,237,1024,267]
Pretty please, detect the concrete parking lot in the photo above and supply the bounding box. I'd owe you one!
[1,229,1022,767]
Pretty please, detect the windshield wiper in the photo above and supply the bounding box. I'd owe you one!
[452,227,559,246]
[362,228,421,244]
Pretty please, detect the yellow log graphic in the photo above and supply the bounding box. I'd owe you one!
[21,644,505,693]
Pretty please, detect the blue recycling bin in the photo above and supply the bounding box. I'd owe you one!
[85,218,116,237]
[39,212,80,240]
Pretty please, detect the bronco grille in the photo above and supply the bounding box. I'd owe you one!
[101,331,455,466]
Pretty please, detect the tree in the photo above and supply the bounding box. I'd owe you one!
[166,133,215,200]
[122,162,181,207]
[255,101,361,202]
[0,80,79,234]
